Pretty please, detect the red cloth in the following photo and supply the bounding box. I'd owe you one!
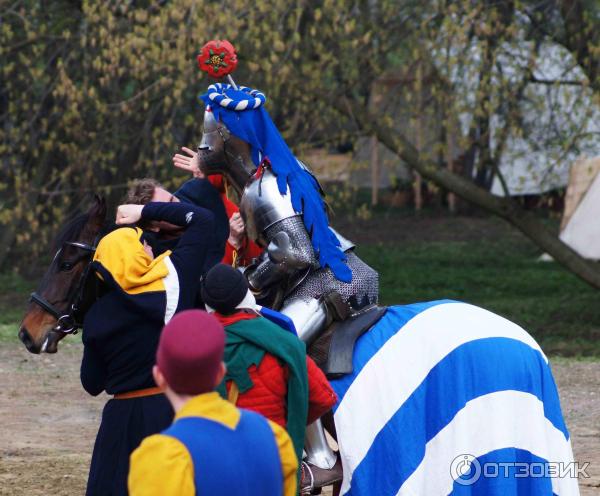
[207,175,263,266]
[216,311,337,428]
[213,309,258,327]
[223,237,264,267]
[226,354,336,428]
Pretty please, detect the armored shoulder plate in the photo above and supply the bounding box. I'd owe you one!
[329,227,355,252]
[240,168,299,246]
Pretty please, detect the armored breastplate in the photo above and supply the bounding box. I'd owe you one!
[240,168,298,247]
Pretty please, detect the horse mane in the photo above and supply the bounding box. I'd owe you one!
[52,210,116,252]
[52,212,90,251]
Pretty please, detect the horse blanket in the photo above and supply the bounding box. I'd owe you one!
[329,300,579,495]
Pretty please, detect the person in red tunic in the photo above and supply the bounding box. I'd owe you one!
[173,147,262,267]
[200,263,342,492]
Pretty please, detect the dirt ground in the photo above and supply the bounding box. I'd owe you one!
[0,339,598,495]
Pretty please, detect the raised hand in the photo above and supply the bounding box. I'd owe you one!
[172,146,204,178]
[228,212,246,249]
[116,204,144,225]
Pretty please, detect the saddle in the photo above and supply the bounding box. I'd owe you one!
[323,305,387,379]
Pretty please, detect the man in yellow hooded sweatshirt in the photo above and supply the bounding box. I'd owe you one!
[81,201,215,496]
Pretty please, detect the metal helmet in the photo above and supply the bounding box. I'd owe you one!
[197,108,256,195]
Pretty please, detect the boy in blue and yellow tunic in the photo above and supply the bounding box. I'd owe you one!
[128,310,298,496]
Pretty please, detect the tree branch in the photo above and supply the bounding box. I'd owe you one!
[334,95,600,290]
[529,76,583,86]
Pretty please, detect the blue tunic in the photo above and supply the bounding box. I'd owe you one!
[164,410,283,496]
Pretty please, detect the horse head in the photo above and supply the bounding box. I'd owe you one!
[19,196,107,354]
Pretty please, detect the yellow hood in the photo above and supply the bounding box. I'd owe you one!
[93,227,171,295]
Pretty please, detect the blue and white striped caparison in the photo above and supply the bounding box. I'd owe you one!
[330,300,579,496]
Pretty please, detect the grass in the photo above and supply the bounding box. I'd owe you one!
[357,239,600,356]
[0,272,34,342]
[2,215,599,356]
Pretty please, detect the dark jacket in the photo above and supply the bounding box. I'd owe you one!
[81,201,215,395]
[175,178,228,272]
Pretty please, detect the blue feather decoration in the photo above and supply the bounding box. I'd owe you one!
[200,86,352,282]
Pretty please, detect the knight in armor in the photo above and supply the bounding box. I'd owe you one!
[195,82,379,490]
[196,84,379,343]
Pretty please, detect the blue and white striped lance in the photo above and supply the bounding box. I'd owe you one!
[330,300,579,496]
[205,83,266,110]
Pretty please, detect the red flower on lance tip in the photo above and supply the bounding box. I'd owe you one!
[197,40,238,78]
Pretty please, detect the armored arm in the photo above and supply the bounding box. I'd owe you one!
[246,216,317,292]
[240,168,318,300]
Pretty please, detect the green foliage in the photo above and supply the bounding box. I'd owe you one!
[1,0,598,273]
[0,0,387,269]
[0,270,32,314]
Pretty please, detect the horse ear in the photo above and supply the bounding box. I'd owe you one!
[87,195,107,231]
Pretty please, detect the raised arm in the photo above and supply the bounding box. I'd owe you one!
[140,202,215,276]
[117,201,215,288]
[174,178,229,256]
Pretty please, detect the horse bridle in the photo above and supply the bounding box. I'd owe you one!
[30,240,98,334]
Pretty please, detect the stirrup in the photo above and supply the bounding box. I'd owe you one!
[300,461,315,494]
[300,457,343,494]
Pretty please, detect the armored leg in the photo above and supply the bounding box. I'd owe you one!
[304,419,338,469]
[281,297,329,344]
[282,299,338,471]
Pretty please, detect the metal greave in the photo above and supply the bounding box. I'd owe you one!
[288,300,338,469]
[304,419,338,469]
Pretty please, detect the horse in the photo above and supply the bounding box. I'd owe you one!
[19,196,108,354]
[19,196,579,495]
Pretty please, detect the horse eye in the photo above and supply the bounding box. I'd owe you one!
[60,261,74,271]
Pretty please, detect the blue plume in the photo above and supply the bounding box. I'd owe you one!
[200,86,352,282]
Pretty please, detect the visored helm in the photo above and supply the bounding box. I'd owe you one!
[197,108,255,195]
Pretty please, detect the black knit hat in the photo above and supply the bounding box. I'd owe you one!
[201,263,249,314]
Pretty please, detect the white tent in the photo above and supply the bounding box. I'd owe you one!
[432,35,600,196]
[487,44,600,196]
[559,157,600,259]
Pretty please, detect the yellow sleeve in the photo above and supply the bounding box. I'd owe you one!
[268,420,299,496]
[128,434,195,496]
